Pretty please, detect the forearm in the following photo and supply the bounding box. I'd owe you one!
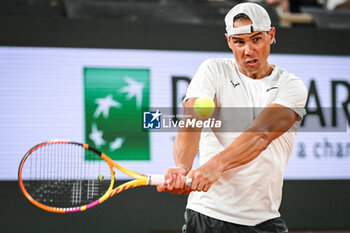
[173,98,202,173]
[173,131,200,173]
[209,104,298,173]
[157,130,200,193]
[184,129,275,193]
[211,129,274,173]
[185,104,299,192]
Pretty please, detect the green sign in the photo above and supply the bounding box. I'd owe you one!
[84,68,150,160]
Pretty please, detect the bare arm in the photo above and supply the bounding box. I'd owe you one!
[186,104,299,192]
[173,98,202,172]
[157,98,201,193]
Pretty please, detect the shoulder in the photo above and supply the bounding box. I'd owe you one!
[275,67,306,89]
[200,58,235,70]
[274,66,308,97]
[196,58,236,78]
[274,66,300,81]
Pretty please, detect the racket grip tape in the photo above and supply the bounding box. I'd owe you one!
[147,175,165,185]
[147,175,193,186]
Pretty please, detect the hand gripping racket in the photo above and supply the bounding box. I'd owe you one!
[18,140,191,213]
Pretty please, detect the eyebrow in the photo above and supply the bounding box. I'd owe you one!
[231,32,263,40]
[250,32,263,38]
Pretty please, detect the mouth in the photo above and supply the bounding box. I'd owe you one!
[246,59,258,66]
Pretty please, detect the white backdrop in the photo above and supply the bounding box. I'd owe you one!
[1,46,349,180]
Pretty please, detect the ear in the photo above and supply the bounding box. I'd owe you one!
[225,33,232,49]
[269,27,276,44]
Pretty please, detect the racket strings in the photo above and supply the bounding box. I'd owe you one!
[21,142,112,208]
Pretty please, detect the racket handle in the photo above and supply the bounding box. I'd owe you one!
[147,175,193,186]
[147,175,165,185]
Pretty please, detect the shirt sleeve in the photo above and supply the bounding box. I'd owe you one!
[183,59,218,104]
[272,74,308,120]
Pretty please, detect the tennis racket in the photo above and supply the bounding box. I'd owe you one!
[18,140,192,213]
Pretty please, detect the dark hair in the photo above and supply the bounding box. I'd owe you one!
[233,13,251,23]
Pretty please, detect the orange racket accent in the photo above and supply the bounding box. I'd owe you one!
[18,140,166,213]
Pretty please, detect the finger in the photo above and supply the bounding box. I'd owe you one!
[164,176,171,186]
[167,174,177,190]
[179,175,186,189]
[164,167,180,181]
[196,181,205,192]
[174,174,183,189]
[203,183,211,192]
[189,175,199,191]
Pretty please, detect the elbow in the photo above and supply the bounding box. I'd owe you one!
[248,126,274,151]
[256,133,270,152]
[233,131,271,168]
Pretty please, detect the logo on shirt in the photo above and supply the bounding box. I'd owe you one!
[230,81,240,88]
[266,86,278,92]
[143,110,162,129]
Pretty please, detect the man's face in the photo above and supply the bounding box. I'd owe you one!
[226,19,275,79]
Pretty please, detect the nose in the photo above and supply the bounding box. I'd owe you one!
[244,43,254,56]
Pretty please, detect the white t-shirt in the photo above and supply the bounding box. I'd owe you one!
[184,58,307,226]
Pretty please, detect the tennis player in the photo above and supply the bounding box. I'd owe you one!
[157,2,307,233]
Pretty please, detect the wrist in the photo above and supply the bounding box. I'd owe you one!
[209,155,225,174]
[175,164,190,174]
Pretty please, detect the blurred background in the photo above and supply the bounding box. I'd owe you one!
[0,0,350,232]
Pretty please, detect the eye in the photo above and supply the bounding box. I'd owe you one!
[253,37,262,43]
[233,40,244,45]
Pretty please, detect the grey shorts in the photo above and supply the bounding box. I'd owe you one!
[182,209,288,233]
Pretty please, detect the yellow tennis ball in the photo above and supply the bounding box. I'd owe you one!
[194,97,215,117]
[98,175,104,182]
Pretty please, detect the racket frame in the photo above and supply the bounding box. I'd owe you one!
[18,140,158,213]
